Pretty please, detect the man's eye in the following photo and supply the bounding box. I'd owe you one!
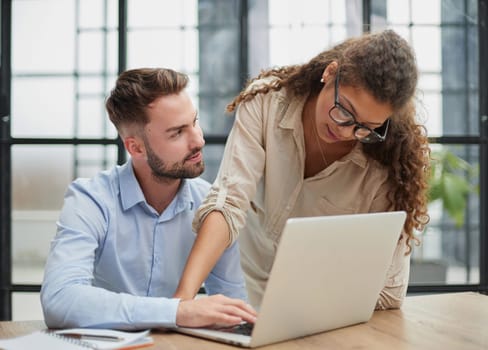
[172,130,183,138]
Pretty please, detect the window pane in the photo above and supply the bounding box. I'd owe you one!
[11,145,118,285]
[128,29,198,71]
[268,0,351,67]
[12,145,118,210]
[77,96,117,138]
[199,97,235,135]
[12,0,75,73]
[385,0,410,24]
[107,0,119,28]
[12,76,118,139]
[127,0,198,73]
[12,210,56,285]
[78,31,106,73]
[421,91,442,137]
[442,28,469,91]
[441,0,476,24]
[201,144,226,183]
[11,145,72,285]
[412,0,440,25]
[79,76,105,95]
[128,0,194,27]
[411,144,479,285]
[12,0,117,138]
[270,26,334,66]
[79,0,105,29]
[373,0,480,286]
[412,26,441,73]
[75,145,119,178]
[11,145,65,200]
[106,30,119,74]
[12,293,43,321]
[11,77,75,137]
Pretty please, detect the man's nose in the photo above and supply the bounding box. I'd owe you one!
[190,124,205,149]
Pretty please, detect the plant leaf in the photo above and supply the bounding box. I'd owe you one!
[444,151,471,172]
[441,173,470,227]
[428,181,442,202]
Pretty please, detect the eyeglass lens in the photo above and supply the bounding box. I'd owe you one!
[330,107,376,139]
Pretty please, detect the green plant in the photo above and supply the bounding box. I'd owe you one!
[428,148,478,227]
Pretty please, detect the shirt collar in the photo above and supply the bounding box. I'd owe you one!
[158,179,195,221]
[342,143,368,168]
[277,90,306,130]
[118,160,146,211]
[174,178,195,212]
[118,159,195,214]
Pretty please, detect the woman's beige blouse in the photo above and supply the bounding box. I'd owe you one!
[193,85,411,310]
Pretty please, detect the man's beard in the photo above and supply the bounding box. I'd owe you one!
[145,140,205,181]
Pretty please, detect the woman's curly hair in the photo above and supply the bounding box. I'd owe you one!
[227,30,430,252]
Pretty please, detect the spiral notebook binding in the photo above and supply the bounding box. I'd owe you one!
[42,330,98,349]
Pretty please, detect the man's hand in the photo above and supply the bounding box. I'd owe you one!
[176,294,257,328]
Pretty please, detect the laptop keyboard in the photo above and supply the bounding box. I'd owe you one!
[220,322,254,336]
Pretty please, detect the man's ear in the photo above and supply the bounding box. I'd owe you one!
[124,136,145,158]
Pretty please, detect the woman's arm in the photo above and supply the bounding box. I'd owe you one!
[174,211,230,299]
[370,178,411,310]
[174,90,270,300]
[375,233,411,309]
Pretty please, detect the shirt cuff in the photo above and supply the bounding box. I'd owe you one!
[131,297,181,328]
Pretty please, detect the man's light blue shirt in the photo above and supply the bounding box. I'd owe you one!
[41,160,247,330]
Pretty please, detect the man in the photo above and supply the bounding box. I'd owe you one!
[41,68,256,330]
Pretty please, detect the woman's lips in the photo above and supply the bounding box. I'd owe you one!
[326,124,341,142]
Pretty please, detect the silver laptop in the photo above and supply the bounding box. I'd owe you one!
[175,211,407,348]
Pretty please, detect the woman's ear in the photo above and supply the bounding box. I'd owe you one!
[322,61,339,83]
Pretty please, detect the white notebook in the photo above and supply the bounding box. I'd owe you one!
[0,328,153,350]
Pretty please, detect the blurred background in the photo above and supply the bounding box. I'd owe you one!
[1,0,486,320]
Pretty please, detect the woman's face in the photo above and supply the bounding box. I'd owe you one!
[315,73,393,144]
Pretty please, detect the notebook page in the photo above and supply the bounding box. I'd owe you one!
[0,331,89,350]
[54,328,152,350]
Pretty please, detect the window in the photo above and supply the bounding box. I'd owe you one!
[370,0,484,290]
[1,0,487,321]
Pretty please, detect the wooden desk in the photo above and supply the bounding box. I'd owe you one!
[0,292,487,349]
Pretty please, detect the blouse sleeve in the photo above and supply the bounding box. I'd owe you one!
[370,176,411,310]
[193,92,268,244]
[375,232,411,310]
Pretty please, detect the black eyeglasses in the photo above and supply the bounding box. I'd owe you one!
[328,71,390,144]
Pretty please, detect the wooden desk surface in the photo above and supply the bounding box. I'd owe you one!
[1,292,487,349]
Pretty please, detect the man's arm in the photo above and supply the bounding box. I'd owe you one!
[42,271,256,329]
[41,183,255,330]
[40,220,181,329]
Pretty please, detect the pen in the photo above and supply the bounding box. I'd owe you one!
[60,333,124,342]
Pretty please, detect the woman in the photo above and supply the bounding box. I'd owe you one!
[175,29,430,310]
